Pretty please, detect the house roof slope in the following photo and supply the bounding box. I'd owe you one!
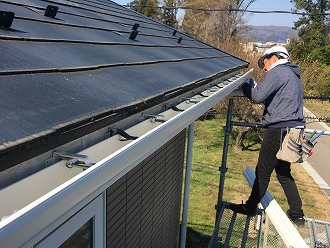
[0,0,248,170]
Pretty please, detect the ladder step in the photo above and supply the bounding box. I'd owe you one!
[209,202,264,248]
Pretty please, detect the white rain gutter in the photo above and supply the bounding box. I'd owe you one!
[244,167,309,248]
[0,70,253,247]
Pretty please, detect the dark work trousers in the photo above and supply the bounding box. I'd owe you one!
[245,127,304,218]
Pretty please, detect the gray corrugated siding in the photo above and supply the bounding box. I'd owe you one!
[106,130,186,247]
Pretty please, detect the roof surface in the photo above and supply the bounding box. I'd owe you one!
[0,0,248,170]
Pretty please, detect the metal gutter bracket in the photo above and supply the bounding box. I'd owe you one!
[53,151,94,169]
[167,104,184,112]
[205,86,221,92]
[110,128,138,141]
[183,97,200,104]
[143,114,166,123]
[198,93,208,97]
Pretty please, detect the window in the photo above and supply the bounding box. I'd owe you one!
[34,194,104,248]
[59,218,93,248]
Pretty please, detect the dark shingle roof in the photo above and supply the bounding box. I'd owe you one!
[0,0,248,170]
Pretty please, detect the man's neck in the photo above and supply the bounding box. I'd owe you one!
[268,59,289,71]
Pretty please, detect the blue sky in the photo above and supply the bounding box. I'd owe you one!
[113,0,300,27]
[247,0,299,27]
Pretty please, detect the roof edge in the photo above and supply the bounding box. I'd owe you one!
[0,67,246,172]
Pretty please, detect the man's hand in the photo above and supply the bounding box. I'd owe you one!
[241,78,256,100]
[243,78,256,88]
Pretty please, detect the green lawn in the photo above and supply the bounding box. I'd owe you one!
[304,99,330,121]
[185,118,259,247]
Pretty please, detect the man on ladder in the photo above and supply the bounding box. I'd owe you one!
[229,46,305,227]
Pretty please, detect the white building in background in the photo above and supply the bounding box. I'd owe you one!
[242,41,290,56]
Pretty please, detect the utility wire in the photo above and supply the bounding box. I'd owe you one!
[124,4,330,16]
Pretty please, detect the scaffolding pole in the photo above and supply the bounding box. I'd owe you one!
[216,98,234,222]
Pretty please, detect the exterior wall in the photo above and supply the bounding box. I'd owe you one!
[106,130,186,247]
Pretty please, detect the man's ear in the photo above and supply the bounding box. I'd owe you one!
[271,54,279,63]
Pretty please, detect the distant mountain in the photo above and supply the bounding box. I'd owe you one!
[238,25,298,43]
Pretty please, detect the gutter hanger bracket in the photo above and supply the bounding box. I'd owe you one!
[183,97,200,104]
[143,114,166,123]
[205,86,220,92]
[164,103,184,112]
[53,151,94,169]
[171,105,184,112]
[110,128,139,141]
[198,93,208,97]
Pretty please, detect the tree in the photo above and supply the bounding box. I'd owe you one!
[300,61,330,96]
[289,0,330,65]
[162,0,178,27]
[288,0,330,97]
[127,0,179,27]
[127,0,161,20]
[181,0,256,47]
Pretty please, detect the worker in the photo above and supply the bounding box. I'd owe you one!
[230,46,306,227]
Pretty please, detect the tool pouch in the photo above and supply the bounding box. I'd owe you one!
[276,128,305,163]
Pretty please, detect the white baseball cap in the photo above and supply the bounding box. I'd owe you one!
[258,46,290,69]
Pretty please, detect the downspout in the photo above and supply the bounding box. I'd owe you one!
[180,122,194,248]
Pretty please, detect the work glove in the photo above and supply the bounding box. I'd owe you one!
[242,78,256,88]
